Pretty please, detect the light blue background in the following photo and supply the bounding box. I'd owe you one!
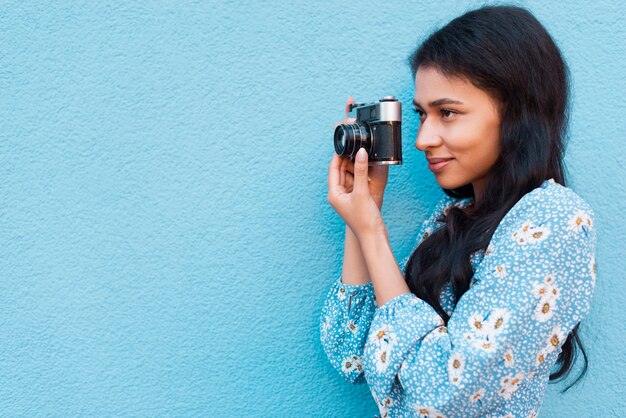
[1,1,624,416]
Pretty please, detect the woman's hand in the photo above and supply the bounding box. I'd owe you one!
[328,97,389,240]
[333,97,389,209]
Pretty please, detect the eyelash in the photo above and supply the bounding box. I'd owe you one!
[413,108,457,120]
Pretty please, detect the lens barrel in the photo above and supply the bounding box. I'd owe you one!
[333,123,372,158]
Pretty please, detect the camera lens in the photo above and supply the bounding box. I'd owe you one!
[334,122,372,158]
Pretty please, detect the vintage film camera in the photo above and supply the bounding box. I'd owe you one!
[333,96,402,165]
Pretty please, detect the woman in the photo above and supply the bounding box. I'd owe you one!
[320,5,597,418]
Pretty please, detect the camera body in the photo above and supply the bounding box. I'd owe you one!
[333,96,402,165]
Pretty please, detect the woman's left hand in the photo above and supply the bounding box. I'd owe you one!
[327,148,387,241]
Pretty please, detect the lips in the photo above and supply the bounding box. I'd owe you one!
[427,158,454,173]
[427,157,454,164]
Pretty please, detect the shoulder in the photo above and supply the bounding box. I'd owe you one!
[494,178,596,248]
[509,178,594,225]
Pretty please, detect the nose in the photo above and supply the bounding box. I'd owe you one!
[415,122,443,151]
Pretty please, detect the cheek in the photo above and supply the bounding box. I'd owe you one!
[446,125,500,172]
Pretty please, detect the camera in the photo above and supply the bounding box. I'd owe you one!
[333,96,402,165]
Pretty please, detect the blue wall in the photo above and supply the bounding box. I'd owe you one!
[1,1,624,416]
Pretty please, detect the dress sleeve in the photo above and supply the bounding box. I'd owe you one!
[319,277,377,383]
[362,191,597,416]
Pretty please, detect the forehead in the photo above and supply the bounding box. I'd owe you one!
[413,66,488,105]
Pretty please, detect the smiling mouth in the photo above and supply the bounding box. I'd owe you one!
[428,159,454,173]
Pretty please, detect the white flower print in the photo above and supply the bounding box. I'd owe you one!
[447,352,465,386]
[535,347,550,367]
[369,324,397,349]
[546,324,566,352]
[381,396,394,409]
[533,297,556,322]
[498,372,525,400]
[528,409,537,418]
[464,308,510,352]
[486,308,511,335]
[465,309,509,352]
[376,396,394,418]
[512,221,551,245]
[474,337,498,352]
[531,274,560,322]
[485,242,495,255]
[374,345,392,373]
[531,275,559,301]
[468,313,489,336]
[567,209,593,233]
[345,320,358,335]
[337,286,347,301]
[469,388,486,403]
[493,264,508,278]
[503,348,515,368]
[341,354,362,373]
[411,405,447,418]
[378,405,390,418]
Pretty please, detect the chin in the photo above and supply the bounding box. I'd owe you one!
[435,174,465,190]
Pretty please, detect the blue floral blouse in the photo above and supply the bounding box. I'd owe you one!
[319,178,597,418]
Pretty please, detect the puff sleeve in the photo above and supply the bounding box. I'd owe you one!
[362,189,597,417]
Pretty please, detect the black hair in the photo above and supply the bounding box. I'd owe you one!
[405,4,587,392]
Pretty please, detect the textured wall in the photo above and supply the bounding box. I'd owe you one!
[1,0,624,416]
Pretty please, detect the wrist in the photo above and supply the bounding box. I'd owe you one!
[356,224,388,247]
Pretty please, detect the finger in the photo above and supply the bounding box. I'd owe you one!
[345,96,355,116]
[345,171,354,191]
[345,159,354,175]
[328,153,346,195]
[340,156,347,187]
[347,159,371,181]
[353,148,369,193]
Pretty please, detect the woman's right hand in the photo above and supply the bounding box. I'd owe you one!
[333,97,389,209]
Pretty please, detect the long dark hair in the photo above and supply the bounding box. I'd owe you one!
[404,5,587,392]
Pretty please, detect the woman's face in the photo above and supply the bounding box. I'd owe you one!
[413,66,501,202]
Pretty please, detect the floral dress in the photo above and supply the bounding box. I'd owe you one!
[319,178,597,418]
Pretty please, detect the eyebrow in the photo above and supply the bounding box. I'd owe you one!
[412,98,465,108]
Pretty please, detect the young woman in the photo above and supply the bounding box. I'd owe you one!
[320,5,597,418]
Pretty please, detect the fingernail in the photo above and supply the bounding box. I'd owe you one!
[356,147,366,161]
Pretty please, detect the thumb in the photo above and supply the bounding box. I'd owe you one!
[353,148,369,193]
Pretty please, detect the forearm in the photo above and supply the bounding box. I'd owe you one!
[340,226,371,285]
[358,227,411,308]
[340,197,386,286]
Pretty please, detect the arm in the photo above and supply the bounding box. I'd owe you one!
[359,190,596,415]
[361,194,462,307]
[341,226,373,286]
[342,195,388,286]
[319,195,456,383]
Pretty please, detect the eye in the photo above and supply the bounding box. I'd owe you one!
[413,108,457,121]
[441,108,457,119]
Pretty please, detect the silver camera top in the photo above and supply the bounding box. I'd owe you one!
[348,96,402,123]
